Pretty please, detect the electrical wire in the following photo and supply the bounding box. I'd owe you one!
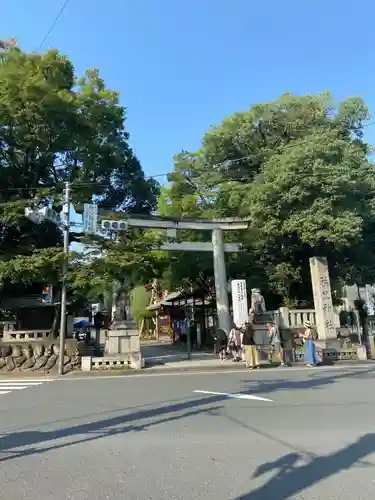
[0,120,374,195]
[23,8,375,201]
[39,0,71,50]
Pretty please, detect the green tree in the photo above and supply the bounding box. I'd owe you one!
[242,128,375,302]
[0,44,159,314]
[163,92,375,305]
[155,154,257,295]
[130,285,153,328]
[156,174,214,291]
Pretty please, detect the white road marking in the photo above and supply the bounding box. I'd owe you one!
[0,386,28,390]
[193,390,274,402]
[0,379,52,383]
[0,382,43,386]
[0,380,51,396]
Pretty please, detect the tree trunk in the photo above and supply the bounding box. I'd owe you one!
[50,303,61,339]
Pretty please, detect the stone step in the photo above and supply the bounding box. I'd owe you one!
[83,346,96,356]
[253,313,275,324]
[253,324,267,330]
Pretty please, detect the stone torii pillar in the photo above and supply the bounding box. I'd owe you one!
[212,228,230,334]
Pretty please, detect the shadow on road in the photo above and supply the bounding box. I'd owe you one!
[0,393,229,462]
[240,367,375,401]
[0,367,373,466]
[0,395,200,435]
[234,433,375,499]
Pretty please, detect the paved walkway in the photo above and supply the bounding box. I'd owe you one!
[141,341,222,367]
[146,355,244,369]
[140,342,374,372]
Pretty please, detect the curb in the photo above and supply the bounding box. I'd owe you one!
[1,360,374,380]
[56,359,375,378]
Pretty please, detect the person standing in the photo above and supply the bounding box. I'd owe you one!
[301,320,318,367]
[281,327,293,367]
[266,322,286,367]
[242,322,260,369]
[214,328,228,361]
[228,324,241,362]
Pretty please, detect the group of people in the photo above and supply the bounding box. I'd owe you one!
[214,319,318,369]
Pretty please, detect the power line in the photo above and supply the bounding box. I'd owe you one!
[144,120,375,180]
[39,0,70,50]
[1,119,374,195]
[0,163,372,195]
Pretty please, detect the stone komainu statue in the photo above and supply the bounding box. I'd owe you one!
[113,290,133,324]
[249,288,266,318]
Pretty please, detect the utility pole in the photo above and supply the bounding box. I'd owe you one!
[58,181,70,376]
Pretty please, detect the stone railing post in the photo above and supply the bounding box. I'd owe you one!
[278,307,290,329]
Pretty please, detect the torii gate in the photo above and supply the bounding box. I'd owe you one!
[101,215,250,334]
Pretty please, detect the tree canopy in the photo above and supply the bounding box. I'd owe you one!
[0,43,159,309]
[161,92,375,306]
[2,42,374,314]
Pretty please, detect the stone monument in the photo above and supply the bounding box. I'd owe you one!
[309,257,338,346]
[105,289,142,370]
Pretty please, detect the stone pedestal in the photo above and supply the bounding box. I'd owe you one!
[357,345,367,361]
[309,257,337,342]
[81,356,92,372]
[105,320,142,370]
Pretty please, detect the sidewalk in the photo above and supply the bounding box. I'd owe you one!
[1,342,373,378]
[142,352,375,371]
[145,356,261,370]
[64,356,375,378]
[140,341,202,359]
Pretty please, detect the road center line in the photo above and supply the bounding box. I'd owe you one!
[193,390,274,402]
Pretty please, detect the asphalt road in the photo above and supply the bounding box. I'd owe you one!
[2,366,375,499]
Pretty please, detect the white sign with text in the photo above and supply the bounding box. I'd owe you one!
[231,279,248,328]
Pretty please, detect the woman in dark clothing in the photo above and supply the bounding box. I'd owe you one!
[242,322,260,369]
[215,328,228,361]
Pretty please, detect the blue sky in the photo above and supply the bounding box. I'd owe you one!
[2,0,375,184]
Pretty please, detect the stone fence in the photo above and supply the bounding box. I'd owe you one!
[268,307,340,330]
[0,338,83,374]
[2,330,49,341]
